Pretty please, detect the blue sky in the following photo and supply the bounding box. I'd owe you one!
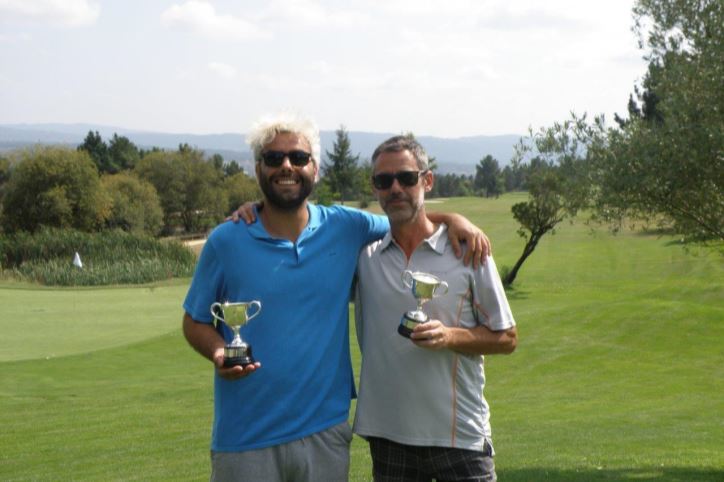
[0,0,647,137]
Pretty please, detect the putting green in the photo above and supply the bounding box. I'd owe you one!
[0,281,190,362]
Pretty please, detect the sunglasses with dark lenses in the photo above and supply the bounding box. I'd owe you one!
[260,150,312,167]
[372,170,428,190]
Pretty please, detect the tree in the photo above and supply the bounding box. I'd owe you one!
[107,134,140,172]
[474,155,503,197]
[356,159,374,208]
[0,155,9,193]
[430,173,473,198]
[224,160,243,178]
[135,147,226,233]
[101,172,164,235]
[2,147,110,232]
[78,130,111,174]
[502,160,527,192]
[504,119,590,286]
[598,0,723,241]
[223,171,261,213]
[504,162,567,286]
[322,126,360,203]
[210,153,225,173]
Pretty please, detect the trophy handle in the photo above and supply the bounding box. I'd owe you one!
[246,300,262,322]
[210,302,225,323]
[434,281,449,296]
[402,270,414,289]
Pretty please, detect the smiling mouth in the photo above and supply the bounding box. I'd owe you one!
[275,178,299,186]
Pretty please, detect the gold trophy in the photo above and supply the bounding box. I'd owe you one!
[210,300,262,367]
[399,271,448,338]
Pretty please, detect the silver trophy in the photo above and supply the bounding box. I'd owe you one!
[210,300,262,367]
[399,270,448,338]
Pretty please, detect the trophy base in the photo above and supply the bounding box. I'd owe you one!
[223,355,255,368]
[224,345,254,368]
[398,313,428,338]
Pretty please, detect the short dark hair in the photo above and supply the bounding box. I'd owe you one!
[371,135,429,170]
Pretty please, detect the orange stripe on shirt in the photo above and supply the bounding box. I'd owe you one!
[450,292,467,446]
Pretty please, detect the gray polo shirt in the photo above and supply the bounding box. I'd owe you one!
[353,224,515,451]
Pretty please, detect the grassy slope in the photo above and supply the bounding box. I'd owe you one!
[1,194,722,481]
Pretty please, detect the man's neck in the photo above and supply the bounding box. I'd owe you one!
[259,201,309,242]
[391,208,437,261]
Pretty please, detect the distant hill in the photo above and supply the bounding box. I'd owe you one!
[0,123,520,175]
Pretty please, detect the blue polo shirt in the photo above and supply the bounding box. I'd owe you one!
[183,203,389,452]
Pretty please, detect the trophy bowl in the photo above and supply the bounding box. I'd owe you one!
[210,300,262,367]
[399,271,448,338]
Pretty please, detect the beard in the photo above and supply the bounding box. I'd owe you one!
[380,192,423,224]
[258,172,315,210]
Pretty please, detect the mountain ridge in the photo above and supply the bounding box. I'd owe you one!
[0,123,520,175]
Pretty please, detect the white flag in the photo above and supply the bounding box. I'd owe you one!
[73,252,83,269]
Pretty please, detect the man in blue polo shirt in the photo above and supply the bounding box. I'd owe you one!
[183,113,489,481]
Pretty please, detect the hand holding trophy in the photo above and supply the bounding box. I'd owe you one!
[399,270,448,338]
[210,300,262,367]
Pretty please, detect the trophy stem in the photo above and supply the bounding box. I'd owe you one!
[230,326,243,346]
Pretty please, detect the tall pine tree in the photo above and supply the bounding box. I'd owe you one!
[321,126,360,204]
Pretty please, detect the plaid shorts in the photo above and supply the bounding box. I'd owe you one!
[368,437,496,482]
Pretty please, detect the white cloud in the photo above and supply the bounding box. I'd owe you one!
[161,1,270,41]
[262,0,369,28]
[208,61,237,79]
[0,0,99,26]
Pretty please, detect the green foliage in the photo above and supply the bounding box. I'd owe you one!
[0,155,9,187]
[223,171,261,213]
[474,154,503,198]
[504,118,591,286]
[223,160,243,177]
[598,0,724,241]
[356,160,374,208]
[0,155,9,224]
[135,148,226,234]
[0,227,194,285]
[1,146,110,233]
[312,182,336,206]
[502,159,527,192]
[322,126,361,204]
[429,173,473,198]
[101,172,164,235]
[107,134,140,172]
[77,130,110,173]
[210,153,224,173]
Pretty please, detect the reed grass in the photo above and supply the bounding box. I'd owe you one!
[0,227,195,286]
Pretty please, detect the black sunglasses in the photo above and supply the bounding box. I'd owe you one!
[260,150,313,167]
[372,170,428,190]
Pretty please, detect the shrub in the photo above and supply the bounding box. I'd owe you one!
[1,146,111,232]
[0,227,195,286]
[101,173,164,236]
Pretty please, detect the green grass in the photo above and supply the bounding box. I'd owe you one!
[1,194,723,481]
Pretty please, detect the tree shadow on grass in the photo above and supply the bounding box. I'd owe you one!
[498,466,723,482]
[503,286,530,301]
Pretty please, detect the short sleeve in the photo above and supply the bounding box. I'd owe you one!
[471,255,515,331]
[183,239,225,324]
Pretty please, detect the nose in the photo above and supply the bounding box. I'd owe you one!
[388,177,404,192]
[278,155,293,169]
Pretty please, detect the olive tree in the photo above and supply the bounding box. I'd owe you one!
[2,147,110,232]
[101,172,164,235]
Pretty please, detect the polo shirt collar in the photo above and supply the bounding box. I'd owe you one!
[381,222,449,255]
[425,223,448,255]
[247,203,319,240]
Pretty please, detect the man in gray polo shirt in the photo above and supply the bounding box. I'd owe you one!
[354,135,518,482]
